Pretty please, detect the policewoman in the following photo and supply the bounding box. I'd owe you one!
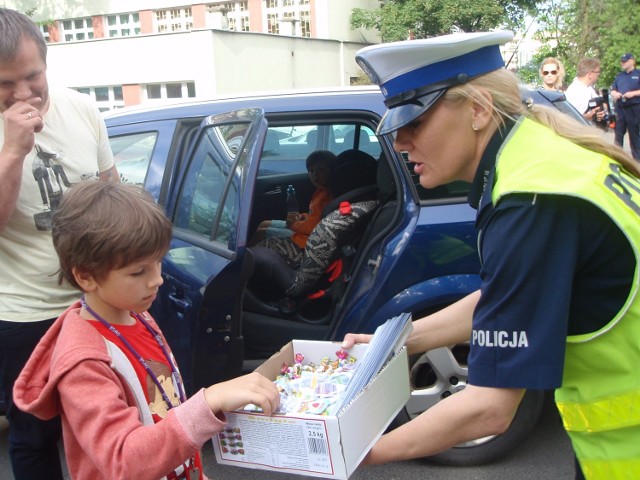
[344,32,640,479]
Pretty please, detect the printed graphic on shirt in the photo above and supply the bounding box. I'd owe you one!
[31,144,71,231]
[145,359,181,419]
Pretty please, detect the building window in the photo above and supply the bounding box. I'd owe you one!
[38,24,50,43]
[266,13,279,34]
[217,1,249,32]
[300,12,310,37]
[106,13,140,37]
[143,82,196,102]
[74,85,124,112]
[264,0,310,36]
[155,7,193,33]
[61,17,94,42]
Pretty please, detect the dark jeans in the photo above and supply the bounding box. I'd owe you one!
[0,318,63,480]
[614,102,640,160]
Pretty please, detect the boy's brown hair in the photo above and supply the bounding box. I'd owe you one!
[52,181,172,289]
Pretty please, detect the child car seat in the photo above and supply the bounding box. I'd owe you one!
[246,149,379,310]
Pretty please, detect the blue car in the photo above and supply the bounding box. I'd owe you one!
[104,86,584,466]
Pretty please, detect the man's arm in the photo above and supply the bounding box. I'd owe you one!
[98,164,120,182]
[365,385,524,464]
[0,100,44,230]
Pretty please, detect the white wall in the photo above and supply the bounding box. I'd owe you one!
[45,28,370,99]
[46,29,216,90]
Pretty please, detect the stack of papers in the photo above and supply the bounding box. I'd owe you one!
[331,312,412,415]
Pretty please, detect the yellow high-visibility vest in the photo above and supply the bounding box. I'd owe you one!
[492,118,640,479]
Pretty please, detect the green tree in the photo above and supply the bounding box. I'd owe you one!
[533,0,640,88]
[351,0,540,42]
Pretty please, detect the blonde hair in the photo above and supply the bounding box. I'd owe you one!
[443,69,640,177]
[539,57,565,91]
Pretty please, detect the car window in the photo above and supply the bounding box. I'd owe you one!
[109,131,157,184]
[333,124,381,158]
[258,122,382,176]
[174,121,249,243]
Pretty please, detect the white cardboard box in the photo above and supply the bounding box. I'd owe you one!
[212,339,410,479]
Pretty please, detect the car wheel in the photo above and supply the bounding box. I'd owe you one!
[392,344,545,466]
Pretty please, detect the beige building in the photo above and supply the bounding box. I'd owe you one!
[6,0,380,110]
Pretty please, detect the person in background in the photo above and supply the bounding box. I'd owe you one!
[345,31,640,479]
[564,57,607,125]
[251,149,336,265]
[13,181,280,480]
[610,52,640,160]
[0,8,119,479]
[539,57,566,91]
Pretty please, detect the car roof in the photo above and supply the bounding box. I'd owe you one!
[104,84,585,127]
[103,86,387,126]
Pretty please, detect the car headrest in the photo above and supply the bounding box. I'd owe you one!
[329,149,377,197]
[376,152,396,197]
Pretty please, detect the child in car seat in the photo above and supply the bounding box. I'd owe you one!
[250,149,337,261]
[13,181,279,480]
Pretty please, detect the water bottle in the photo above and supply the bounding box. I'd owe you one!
[286,184,299,213]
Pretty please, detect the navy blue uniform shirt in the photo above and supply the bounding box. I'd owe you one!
[612,68,640,106]
[466,121,634,390]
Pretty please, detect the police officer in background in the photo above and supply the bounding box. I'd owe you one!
[611,53,640,160]
[343,31,640,479]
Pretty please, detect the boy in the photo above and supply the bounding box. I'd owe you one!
[252,149,336,244]
[13,181,279,480]
[251,149,337,266]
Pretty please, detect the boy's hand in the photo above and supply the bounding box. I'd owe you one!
[285,212,300,227]
[341,333,373,350]
[204,372,280,416]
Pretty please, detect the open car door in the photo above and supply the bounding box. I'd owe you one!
[150,108,267,394]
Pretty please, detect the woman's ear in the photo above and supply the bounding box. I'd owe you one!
[471,89,494,130]
[72,267,97,292]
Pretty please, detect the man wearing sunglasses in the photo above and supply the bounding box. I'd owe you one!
[565,57,606,124]
[611,53,640,160]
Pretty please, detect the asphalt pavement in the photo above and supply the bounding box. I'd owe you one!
[1,393,575,479]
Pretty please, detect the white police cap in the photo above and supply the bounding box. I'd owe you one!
[356,31,514,134]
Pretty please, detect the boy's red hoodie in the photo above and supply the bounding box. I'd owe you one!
[14,301,226,480]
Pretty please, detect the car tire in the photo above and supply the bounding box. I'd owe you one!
[391,345,545,466]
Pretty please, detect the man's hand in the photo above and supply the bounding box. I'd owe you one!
[584,106,603,122]
[1,98,44,160]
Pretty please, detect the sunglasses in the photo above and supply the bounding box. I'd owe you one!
[542,70,558,75]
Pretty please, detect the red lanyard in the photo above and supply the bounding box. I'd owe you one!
[80,297,186,410]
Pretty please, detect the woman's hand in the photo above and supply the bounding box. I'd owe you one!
[341,333,373,349]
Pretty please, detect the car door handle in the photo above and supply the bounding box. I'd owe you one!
[168,294,191,313]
